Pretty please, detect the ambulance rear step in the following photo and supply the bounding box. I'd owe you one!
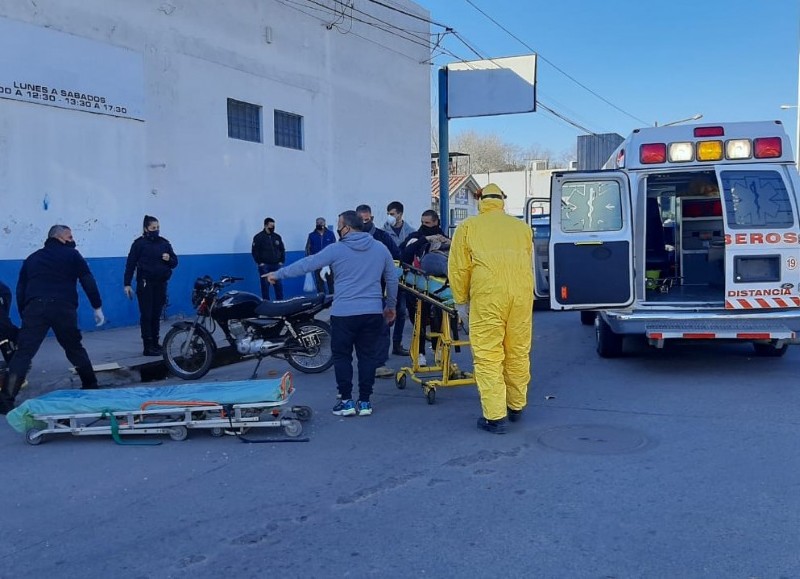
[646,321,796,348]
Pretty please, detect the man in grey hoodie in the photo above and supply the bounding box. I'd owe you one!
[266,210,398,417]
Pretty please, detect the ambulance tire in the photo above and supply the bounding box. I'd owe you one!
[596,317,623,358]
[752,341,789,357]
[580,311,597,326]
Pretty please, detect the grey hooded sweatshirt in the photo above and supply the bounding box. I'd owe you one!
[272,231,397,317]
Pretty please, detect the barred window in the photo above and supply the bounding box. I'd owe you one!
[227,98,261,143]
[453,208,468,222]
[274,110,303,150]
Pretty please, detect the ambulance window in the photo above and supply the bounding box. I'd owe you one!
[560,180,623,232]
[720,170,793,229]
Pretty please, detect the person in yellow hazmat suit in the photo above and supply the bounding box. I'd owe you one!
[448,183,534,434]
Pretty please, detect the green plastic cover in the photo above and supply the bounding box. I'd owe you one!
[397,266,453,304]
[6,378,288,433]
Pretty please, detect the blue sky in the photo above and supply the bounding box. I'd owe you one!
[419,0,800,156]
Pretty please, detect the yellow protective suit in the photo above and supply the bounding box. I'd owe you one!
[448,193,534,421]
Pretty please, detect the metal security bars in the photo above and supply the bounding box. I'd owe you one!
[274,110,303,150]
[227,98,262,143]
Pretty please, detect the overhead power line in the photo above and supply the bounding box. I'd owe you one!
[462,0,650,126]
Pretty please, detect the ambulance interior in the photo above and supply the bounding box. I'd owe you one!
[643,170,725,304]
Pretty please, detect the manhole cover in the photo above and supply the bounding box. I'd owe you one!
[537,424,650,455]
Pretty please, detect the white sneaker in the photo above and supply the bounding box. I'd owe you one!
[375,366,394,378]
[417,354,427,366]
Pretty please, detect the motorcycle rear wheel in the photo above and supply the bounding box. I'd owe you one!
[286,321,334,374]
[163,326,215,380]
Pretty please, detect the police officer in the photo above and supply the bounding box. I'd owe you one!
[0,225,106,415]
[124,215,179,356]
[252,217,286,301]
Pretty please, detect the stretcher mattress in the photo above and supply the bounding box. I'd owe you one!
[397,265,453,304]
[6,378,287,433]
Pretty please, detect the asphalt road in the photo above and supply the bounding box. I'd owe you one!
[2,310,799,578]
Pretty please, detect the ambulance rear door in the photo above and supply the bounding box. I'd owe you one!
[549,171,634,310]
[716,165,800,310]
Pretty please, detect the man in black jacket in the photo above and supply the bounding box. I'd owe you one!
[252,217,285,300]
[0,225,105,414]
[0,279,19,365]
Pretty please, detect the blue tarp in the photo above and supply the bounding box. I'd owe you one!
[6,378,288,433]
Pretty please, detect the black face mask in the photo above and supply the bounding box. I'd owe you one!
[418,225,441,236]
[316,225,324,231]
[64,240,76,248]
[267,227,275,233]
[144,230,159,240]
[337,227,347,240]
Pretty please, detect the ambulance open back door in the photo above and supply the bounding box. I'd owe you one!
[548,172,635,310]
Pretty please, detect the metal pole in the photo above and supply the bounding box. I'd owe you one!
[438,67,450,234]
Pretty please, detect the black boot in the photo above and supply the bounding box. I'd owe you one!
[76,365,99,390]
[477,416,507,434]
[0,373,25,415]
[142,338,162,357]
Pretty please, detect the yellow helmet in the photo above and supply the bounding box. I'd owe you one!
[478,183,506,199]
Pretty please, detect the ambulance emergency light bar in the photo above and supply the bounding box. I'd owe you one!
[610,122,793,169]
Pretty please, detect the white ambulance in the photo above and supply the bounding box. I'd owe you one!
[533,121,800,357]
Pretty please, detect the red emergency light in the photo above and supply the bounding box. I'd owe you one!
[694,126,725,138]
[640,143,667,164]
[753,137,782,159]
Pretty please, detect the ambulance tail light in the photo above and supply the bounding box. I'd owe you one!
[697,140,723,161]
[640,143,666,164]
[726,139,752,160]
[668,142,694,162]
[694,126,725,138]
[753,137,782,159]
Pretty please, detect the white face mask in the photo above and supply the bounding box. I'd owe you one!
[385,214,397,227]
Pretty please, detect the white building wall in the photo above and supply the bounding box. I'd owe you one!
[474,169,557,217]
[0,0,431,326]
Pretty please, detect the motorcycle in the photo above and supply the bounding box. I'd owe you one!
[162,275,334,380]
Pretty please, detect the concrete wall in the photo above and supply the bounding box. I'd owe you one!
[0,0,431,328]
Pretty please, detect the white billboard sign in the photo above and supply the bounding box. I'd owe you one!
[0,17,145,121]
[447,55,536,119]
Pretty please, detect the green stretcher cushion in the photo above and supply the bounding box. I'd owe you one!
[397,265,453,304]
[6,378,288,434]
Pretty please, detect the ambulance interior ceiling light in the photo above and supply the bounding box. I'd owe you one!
[668,142,694,162]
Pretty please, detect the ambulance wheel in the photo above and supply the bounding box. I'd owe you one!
[580,311,597,326]
[596,317,623,358]
[396,373,407,390]
[752,341,789,357]
[284,419,303,438]
[426,388,436,405]
[25,428,44,446]
[211,427,224,437]
[294,406,313,421]
[169,426,189,441]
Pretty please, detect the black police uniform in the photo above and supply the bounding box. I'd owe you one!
[0,238,103,414]
[251,229,286,300]
[124,233,178,353]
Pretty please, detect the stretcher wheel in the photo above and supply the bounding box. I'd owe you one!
[169,425,189,441]
[210,427,224,437]
[294,406,313,421]
[426,388,436,405]
[396,373,407,390]
[25,428,44,446]
[283,419,303,438]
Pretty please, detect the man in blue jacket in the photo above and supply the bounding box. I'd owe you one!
[267,210,397,417]
[305,217,336,294]
[0,225,105,414]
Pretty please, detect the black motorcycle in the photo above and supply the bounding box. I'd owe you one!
[162,275,334,380]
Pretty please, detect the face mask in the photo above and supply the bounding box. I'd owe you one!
[419,225,440,236]
[145,230,159,240]
[337,227,346,240]
[316,224,324,231]
[65,240,76,248]
[385,214,397,227]
[267,226,275,233]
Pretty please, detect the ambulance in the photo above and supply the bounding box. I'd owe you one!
[530,121,800,357]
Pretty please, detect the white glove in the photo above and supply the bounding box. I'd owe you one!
[319,265,331,280]
[455,303,469,328]
[94,307,106,327]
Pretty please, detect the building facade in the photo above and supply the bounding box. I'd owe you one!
[0,0,431,327]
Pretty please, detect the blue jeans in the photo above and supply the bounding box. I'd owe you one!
[330,314,384,401]
[258,264,283,300]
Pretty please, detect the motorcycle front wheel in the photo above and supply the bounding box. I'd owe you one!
[286,320,334,374]
[162,326,215,380]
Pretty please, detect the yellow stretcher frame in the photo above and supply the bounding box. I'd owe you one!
[394,267,475,404]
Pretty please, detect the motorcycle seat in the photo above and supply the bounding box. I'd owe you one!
[255,293,326,317]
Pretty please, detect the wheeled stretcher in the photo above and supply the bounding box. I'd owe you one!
[6,372,311,445]
[394,265,475,403]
